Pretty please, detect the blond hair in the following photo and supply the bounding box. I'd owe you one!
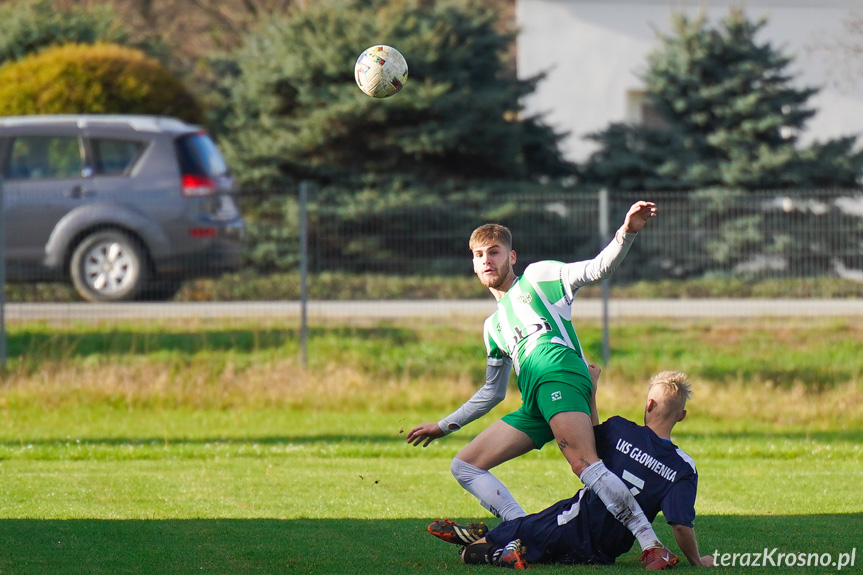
[647,370,691,419]
[469,223,512,251]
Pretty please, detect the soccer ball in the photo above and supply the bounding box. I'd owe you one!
[354,45,408,99]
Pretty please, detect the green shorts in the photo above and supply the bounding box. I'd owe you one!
[501,343,593,449]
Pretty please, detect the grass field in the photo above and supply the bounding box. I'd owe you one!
[0,315,860,573]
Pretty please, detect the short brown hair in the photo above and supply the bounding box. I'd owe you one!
[647,371,692,418]
[469,223,512,251]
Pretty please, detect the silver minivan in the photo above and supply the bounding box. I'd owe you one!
[0,115,245,302]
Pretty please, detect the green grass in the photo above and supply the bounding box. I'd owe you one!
[0,408,860,573]
[0,317,861,573]
[2,515,859,574]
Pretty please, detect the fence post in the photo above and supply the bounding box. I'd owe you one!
[299,181,309,368]
[598,189,610,366]
[0,176,5,372]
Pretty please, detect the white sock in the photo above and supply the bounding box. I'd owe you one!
[580,461,661,551]
[450,458,526,521]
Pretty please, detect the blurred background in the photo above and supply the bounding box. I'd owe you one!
[0,0,862,306]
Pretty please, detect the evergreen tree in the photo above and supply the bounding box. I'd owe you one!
[579,9,863,281]
[217,0,571,188]
[580,9,863,191]
[215,0,577,274]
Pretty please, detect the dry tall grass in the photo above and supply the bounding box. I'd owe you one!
[1,356,859,431]
[1,315,860,434]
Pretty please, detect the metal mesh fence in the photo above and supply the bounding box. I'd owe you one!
[3,186,863,306]
[295,188,863,287]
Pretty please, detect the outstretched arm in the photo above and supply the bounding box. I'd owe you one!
[406,358,512,447]
[672,523,715,567]
[561,201,657,292]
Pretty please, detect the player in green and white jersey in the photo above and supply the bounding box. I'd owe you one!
[408,201,678,569]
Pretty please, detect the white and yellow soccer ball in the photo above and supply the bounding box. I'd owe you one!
[354,45,408,99]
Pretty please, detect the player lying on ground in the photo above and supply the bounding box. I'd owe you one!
[407,202,677,567]
[429,370,714,570]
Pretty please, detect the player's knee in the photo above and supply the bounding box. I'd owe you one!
[569,457,594,477]
[451,457,484,486]
[450,457,469,483]
[556,446,596,476]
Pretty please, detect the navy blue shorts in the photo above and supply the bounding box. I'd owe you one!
[485,495,598,565]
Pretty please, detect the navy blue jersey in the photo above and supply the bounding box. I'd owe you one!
[486,416,697,565]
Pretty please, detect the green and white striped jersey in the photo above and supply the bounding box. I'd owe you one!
[483,230,636,375]
[436,229,637,434]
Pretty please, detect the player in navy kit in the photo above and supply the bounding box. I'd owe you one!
[430,370,714,570]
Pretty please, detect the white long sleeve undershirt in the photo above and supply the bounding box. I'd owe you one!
[560,227,637,300]
[437,357,513,434]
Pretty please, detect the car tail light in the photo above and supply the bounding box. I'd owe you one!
[181,174,217,197]
[189,227,217,238]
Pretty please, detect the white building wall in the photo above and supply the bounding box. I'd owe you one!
[516,0,863,162]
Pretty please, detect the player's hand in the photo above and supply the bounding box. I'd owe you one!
[406,423,445,447]
[622,201,657,234]
[700,555,716,567]
[587,363,601,393]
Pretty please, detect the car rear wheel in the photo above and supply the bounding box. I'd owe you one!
[69,230,148,302]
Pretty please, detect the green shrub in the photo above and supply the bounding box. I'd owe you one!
[0,0,133,65]
[0,42,203,123]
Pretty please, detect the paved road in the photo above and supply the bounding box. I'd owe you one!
[4,299,862,321]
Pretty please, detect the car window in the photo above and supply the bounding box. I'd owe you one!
[176,133,229,177]
[6,135,83,180]
[91,138,145,176]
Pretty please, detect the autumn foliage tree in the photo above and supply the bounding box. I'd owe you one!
[0,43,203,123]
